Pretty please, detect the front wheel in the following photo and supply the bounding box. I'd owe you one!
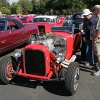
[65,62,80,95]
[0,56,17,84]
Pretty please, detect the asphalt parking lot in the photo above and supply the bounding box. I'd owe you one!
[0,50,100,100]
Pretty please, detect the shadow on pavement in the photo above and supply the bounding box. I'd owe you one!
[75,53,93,74]
[0,52,93,96]
[14,76,71,96]
[42,81,71,96]
[0,76,72,96]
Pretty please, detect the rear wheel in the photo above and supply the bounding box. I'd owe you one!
[0,56,17,84]
[65,62,80,95]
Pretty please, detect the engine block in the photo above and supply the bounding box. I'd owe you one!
[33,33,66,63]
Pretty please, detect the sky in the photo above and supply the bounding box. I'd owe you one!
[9,0,18,4]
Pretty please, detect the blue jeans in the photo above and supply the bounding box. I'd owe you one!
[86,40,98,65]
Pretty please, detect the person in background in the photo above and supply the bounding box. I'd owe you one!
[82,9,98,68]
[92,5,100,76]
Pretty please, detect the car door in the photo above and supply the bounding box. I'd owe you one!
[0,30,14,53]
[0,20,24,54]
[0,20,10,53]
[8,21,26,46]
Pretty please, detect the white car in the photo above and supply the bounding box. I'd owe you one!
[31,15,60,23]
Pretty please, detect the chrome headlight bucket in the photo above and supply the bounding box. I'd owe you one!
[53,35,66,63]
[57,52,65,63]
[14,49,22,58]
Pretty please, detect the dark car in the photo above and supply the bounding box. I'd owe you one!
[63,12,84,29]
[63,16,72,26]
[0,18,38,54]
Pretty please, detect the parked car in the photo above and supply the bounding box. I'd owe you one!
[63,16,72,26]
[0,25,82,95]
[30,15,63,27]
[20,16,34,23]
[63,12,84,29]
[0,18,38,54]
[58,15,66,24]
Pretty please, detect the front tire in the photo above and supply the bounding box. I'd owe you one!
[0,56,17,84]
[65,62,80,95]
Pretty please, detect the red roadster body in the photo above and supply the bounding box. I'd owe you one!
[0,18,38,54]
[0,25,82,95]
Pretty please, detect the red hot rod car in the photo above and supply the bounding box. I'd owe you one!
[0,18,38,54]
[0,25,82,95]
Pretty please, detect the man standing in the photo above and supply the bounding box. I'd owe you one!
[92,5,100,76]
[82,9,98,67]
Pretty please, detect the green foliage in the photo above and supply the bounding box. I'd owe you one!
[0,0,100,15]
[31,0,47,14]
[0,0,10,9]
[0,7,10,14]
[10,2,18,14]
[18,0,33,14]
[16,5,23,14]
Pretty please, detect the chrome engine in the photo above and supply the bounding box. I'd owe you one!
[32,33,66,63]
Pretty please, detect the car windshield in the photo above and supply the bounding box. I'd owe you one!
[33,18,53,22]
[73,13,84,20]
[51,26,73,33]
[0,21,5,31]
[65,16,72,20]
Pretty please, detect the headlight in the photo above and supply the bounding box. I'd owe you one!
[57,53,65,63]
[14,49,22,57]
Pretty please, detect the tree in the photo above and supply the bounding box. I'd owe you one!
[16,5,23,14]
[83,0,100,10]
[18,0,33,14]
[0,0,99,15]
[0,0,10,9]
[10,2,18,14]
[31,0,47,14]
[0,7,10,14]
[51,0,87,14]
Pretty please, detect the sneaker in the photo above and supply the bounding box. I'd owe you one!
[85,63,90,66]
[93,70,100,76]
[92,66,99,71]
[97,67,100,71]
